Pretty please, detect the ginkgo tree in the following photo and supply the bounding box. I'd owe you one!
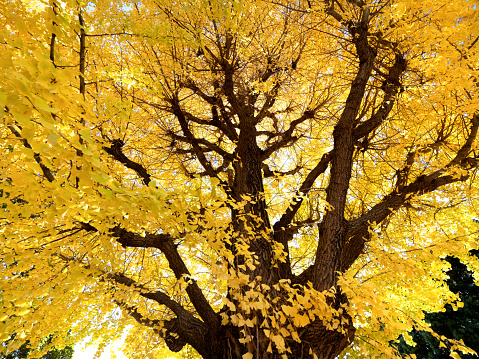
[0,0,478,358]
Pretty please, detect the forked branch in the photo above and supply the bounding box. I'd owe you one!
[81,223,220,331]
[342,112,479,270]
[115,300,202,353]
[274,49,406,245]
[107,273,195,320]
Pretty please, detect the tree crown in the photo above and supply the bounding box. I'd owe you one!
[0,0,478,358]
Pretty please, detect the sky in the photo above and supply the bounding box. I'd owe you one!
[72,339,128,359]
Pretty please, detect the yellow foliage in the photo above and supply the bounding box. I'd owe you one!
[0,0,478,358]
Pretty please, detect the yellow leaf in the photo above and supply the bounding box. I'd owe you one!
[35,97,59,113]
[17,309,30,316]
[291,331,301,342]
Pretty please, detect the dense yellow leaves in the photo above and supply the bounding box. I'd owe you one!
[0,0,479,357]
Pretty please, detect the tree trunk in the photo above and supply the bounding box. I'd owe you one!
[182,127,356,359]
[194,293,355,359]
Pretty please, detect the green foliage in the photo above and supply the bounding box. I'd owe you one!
[395,251,479,358]
[1,335,74,359]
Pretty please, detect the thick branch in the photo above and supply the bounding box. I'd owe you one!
[49,1,57,64]
[297,113,479,278]
[116,301,195,353]
[221,61,244,117]
[353,53,407,141]
[171,98,221,179]
[124,238,218,329]
[312,22,376,290]
[180,78,218,105]
[107,273,193,319]
[253,58,283,123]
[273,51,406,242]
[262,163,302,178]
[179,80,238,141]
[169,131,233,161]
[395,150,416,189]
[58,253,202,353]
[254,87,280,123]
[273,151,332,236]
[83,224,220,331]
[444,113,479,169]
[104,139,152,185]
[342,173,470,271]
[110,225,174,246]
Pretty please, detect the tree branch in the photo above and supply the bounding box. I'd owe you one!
[353,52,407,141]
[115,300,204,353]
[103,139,152,186]
[107,273,193,319]
[81,223,220,331]
[342,173,470,271]
[273,51,406,244]
[170,98,223,181]
[273,151,332,236]
[342,112,479,270]
[395,150,416,190]
[312,21,376,290]
[262,163,302,178]
[169,131,234,161]
[8,125,55,182]
[260,110,315,161]
[221,60,244,118]
[49,1,57,65]
[179,79,238,142]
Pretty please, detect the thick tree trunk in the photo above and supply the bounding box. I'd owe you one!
[188,127,357,359]
[195,294,355,359]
